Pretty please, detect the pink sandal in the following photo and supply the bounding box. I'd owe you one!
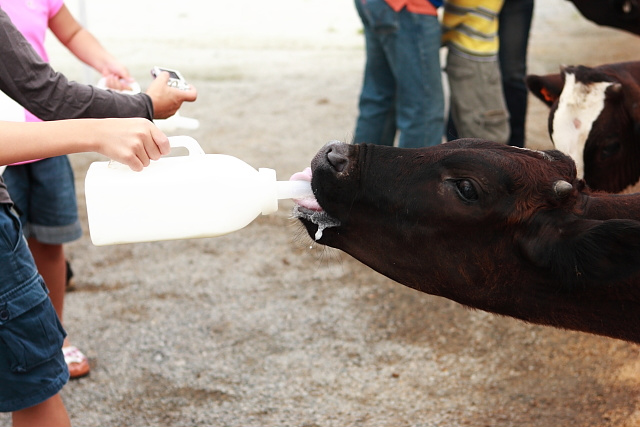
[62,345,90,379]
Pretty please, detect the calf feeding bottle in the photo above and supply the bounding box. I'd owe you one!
[84,136,313,245]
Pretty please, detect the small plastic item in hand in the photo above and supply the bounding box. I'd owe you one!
[150,66,190,91]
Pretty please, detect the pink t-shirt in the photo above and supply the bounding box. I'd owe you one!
[0,0,64,122]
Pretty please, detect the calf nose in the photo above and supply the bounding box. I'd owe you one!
[311,140,352,174]
[326,143,350,173]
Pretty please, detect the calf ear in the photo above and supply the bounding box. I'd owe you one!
[526,74,564,107]
[521,218,640,290]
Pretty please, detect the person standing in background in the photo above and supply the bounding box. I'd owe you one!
[353,0,445,148]
[498,0,534,148]
[443,0,510,144]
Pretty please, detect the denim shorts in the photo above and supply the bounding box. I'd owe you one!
[0,204,69,412]
[3,156,82,244]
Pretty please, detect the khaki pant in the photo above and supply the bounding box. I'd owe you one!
[446,51,510,144]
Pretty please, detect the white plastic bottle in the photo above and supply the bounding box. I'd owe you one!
[84,136,313,246]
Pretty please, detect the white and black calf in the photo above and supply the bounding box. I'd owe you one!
[526,61,640,193]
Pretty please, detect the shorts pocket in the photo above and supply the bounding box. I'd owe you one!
[0,205,22,252]
[0,299,65,374]
[363,0,398,34]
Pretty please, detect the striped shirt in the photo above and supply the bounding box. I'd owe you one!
[442,0,505,60]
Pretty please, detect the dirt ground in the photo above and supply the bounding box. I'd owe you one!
[2,0,640,426]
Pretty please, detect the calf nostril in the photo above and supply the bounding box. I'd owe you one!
[327,147,349,172]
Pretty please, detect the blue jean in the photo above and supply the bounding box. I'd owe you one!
[498,0,534,148]
[354,0,444,148]
[3,156,82,244]
[0,204,68,412]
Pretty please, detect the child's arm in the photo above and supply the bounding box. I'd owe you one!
[48,4,132,89]
[0,118,170,171]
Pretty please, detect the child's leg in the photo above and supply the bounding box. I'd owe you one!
[27,240,66,324]
[12,394,70,427]
[29,239,90,377]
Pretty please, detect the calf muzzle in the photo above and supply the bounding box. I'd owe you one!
[312,141,352,175]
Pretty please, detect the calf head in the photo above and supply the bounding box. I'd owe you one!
[526,63,640,193]
[294,139,640,341]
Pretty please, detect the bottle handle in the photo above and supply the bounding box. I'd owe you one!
[107,135,205,170]
[168,135,205,156]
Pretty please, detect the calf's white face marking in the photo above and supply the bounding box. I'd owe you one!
[551,73,612,178]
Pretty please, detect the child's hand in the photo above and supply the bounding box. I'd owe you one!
[102,74,134,92]
[99,59,135,91]
[146,72,198,119]
[92,118,170,171]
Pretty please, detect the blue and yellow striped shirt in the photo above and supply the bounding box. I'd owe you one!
[442,0,505,60]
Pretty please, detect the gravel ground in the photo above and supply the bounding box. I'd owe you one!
[2,0,639,426]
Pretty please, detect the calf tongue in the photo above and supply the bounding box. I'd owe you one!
[289,167,312,182]
[289,167,341,241]
[289,167,322,211]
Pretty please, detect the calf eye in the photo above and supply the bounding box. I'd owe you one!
[600,142,620,160]
[455,179,478,202]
